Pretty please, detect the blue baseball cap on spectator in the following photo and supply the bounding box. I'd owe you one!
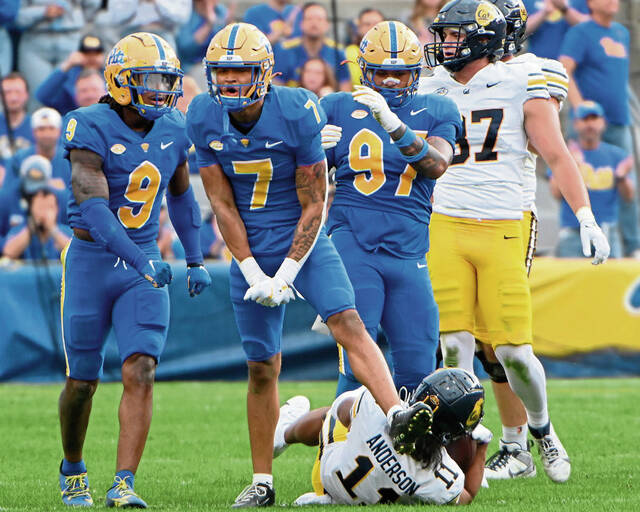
[20,155,53,197]
[575,101,605,120]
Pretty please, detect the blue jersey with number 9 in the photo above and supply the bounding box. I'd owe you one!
[186,86,327,256]
[322,92,461,258]
[62,103,190,244]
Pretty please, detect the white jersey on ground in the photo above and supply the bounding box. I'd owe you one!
[509,53,569,213]
[418,60,549,220]
[320,388,464,505]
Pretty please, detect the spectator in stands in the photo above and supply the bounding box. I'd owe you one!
[15,1,102,105]
[73,69,106,108]
[405,0,446,46]
[2,185,71,261]
[177,0,229,72]
[243,0,303,45]
[0,154,71,255]
[107,0,192,49]
[524,0,589,59]
[299,57,337,98]
[35,35,105,116]
[1,73,34,187]
[559,0,638,257]
[0,0,19,74]
[549,102,633,259]
[345,8,385,87]
[274,2,351,91]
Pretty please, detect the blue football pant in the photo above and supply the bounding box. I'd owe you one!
[229,231,355,362]
[331,228,439,396]
[60,237,170,381]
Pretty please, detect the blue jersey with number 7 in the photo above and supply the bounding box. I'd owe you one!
[62,103,191,244]
[186,86,327,256]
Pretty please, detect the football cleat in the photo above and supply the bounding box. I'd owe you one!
[485,440,537,479]
[273,395,311,458]
[105,475,147,508]
[232,482,275,508]
[532,424,571,483]
[389,402,434,454]
[59,466,93,507]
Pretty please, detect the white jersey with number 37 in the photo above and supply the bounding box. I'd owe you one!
[320,388,463,505]
[418,60,550,220]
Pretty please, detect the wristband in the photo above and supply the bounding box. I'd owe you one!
[275,257,301,285]
[575,206,595,224]
[402,139,430,163]
[394,125,416,148]
[238,257,267,287]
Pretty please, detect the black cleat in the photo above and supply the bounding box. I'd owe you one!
[232,483,275,508]
[389,402,433,454]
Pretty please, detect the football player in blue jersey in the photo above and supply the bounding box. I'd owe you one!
[57,33,211,508]
[187,22,429,508]
[318,21,462,398]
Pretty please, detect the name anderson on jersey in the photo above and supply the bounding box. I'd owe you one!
[366,434,420,495]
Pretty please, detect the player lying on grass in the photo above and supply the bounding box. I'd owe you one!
[274,368,492,505]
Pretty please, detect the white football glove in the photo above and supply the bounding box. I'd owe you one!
[576,207,610,265]
[352,85,402,133]
[470,424,493,445]
[244,276,295,307]
[321,124,342,149]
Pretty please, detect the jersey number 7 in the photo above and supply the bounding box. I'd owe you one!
[452,108,504,165]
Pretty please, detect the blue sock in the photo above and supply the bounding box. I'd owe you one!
[529,422,551,439]
[115,470,135,488]
[61,458,86,476]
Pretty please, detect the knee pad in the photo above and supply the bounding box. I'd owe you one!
[440,331,475,372]
[494,344,534,369]
[475,349,508,383]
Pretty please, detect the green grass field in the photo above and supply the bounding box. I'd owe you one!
[1,378,638,511]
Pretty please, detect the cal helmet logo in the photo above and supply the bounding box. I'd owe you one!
[110,144,126,155]
[351,109,368,119]
[466,398,484,427]
[209,140,223,151]
[475,2,500,27]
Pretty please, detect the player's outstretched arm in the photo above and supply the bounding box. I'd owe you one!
[456,442,487,505]
[167,160,211,297]
[70,149,173,287]
[524,98,610,264]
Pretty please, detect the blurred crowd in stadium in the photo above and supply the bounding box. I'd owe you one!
[0,0,638,262]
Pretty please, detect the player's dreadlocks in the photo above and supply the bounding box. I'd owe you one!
[411,432,443,470]
[99,94,124,115]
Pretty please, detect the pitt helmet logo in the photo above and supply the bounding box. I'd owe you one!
[475,3,498,27]
[107,48,125,66]
[466,398,484,427]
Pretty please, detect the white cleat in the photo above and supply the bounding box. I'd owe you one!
[293,492,334,506]
[273,395,310,458]
[485,440,537,480]
[533,424,571,483]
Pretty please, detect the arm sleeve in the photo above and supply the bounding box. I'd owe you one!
[293,92,327,166]
[62,112,108,160]
[541,58,569,104]
[166,185,203,265]
[525,61,551,102]
[79,197,150,273]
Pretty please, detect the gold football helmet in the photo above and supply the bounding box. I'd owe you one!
[204,23,274,111]
[358,21,422,106]
[104,32,183,120]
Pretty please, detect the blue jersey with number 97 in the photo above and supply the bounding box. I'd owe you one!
[186,86,327,256]
[63,103,190,244]
[322,92,461,258]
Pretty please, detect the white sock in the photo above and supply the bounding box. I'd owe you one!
[502,424,528,451]
[440,332,475,372]
[494,345,549,429]
[253,473,273,487]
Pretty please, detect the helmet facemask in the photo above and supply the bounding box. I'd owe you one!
[359,60,421,107]
[426,23,503,72]
[205,59,271,112]
[119,66,183,120]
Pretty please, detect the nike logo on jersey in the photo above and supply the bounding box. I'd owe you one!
[417,262,427,268]
[410,108,427,116]
[486,82,501,88]
[504,235,518,239]
[265,140,284,148]
[161,141,174,150]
